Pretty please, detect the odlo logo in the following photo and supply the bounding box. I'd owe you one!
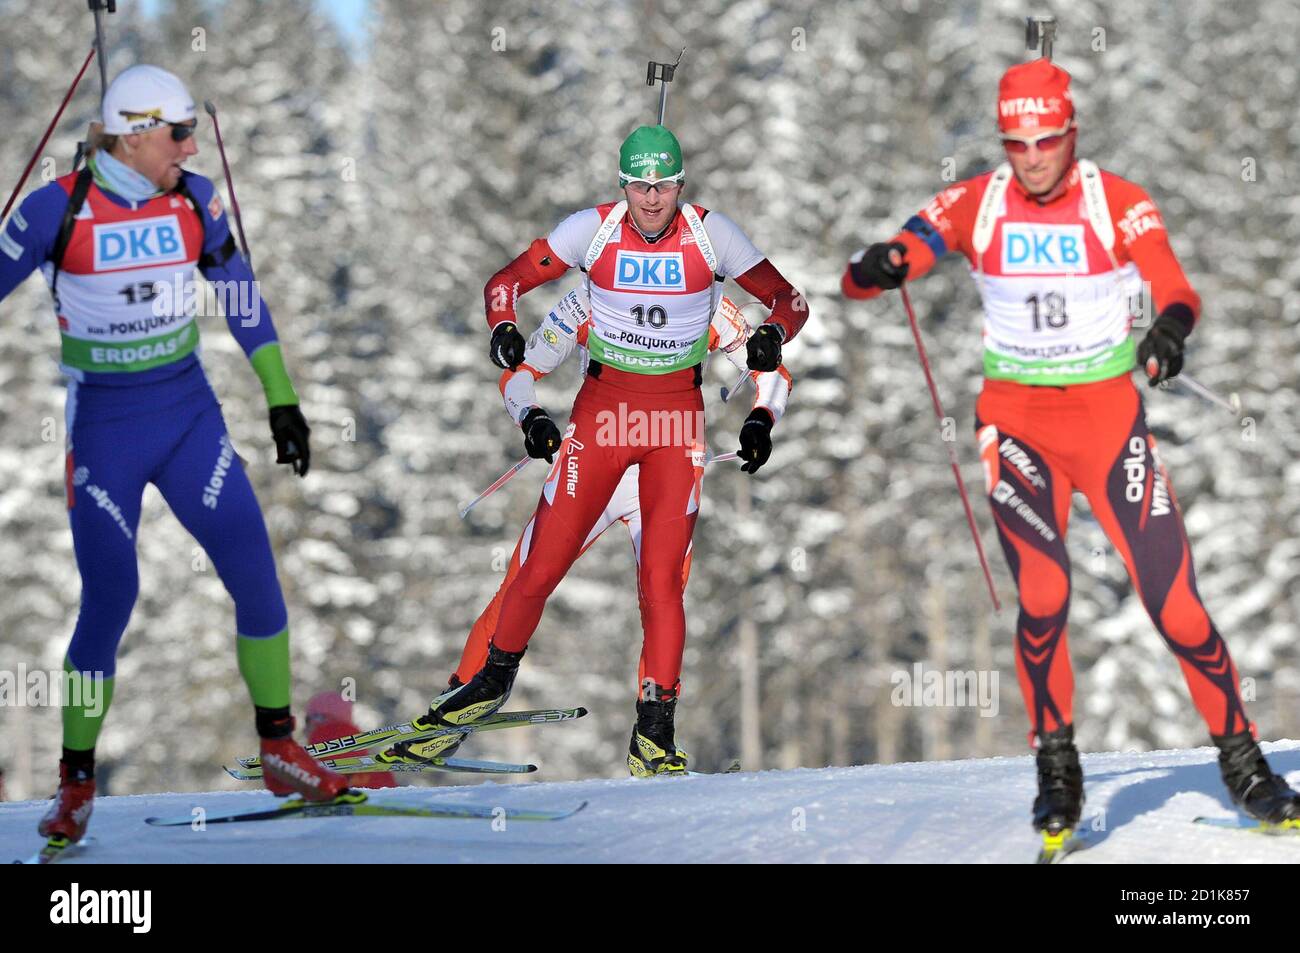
[1123,437,1147,502]
[1124,435,1172,516]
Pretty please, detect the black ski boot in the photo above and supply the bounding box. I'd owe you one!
[1212,730,1300,825]
[628,685,689,778]
[381,648,524,764]
[1032,725,1084,835]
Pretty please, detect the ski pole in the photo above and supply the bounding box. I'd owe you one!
[1178,372,1241,416]
[720,366,749,403]
[0,46,97,226]
[1156,370,1242,417]
[89,1,116,96]
[899,284,1002,612]
[73,0,116,172]
[461,444,740,521]
[720,301,772,403]
[204,100,253,267]
[459,456,532,520]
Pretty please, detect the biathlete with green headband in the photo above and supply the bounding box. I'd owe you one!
[0,65,349,846]
[388,125,809,775]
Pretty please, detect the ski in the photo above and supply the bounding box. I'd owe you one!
[225,754,536,781]
[1193,815,1300,835]
[685,759,743,778]
[144,792,587,828]
[236,706,587,769]
[14,835,96,866]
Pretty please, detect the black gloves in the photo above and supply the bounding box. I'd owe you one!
[1137,309,1191,386]
[269,405,311,477]
[746,323,785,372]
[521,407,561,464]
[738,408,774,474]
[490,321,527,370]
[850,241,909,291]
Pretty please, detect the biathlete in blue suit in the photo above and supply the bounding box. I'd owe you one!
[0,65,349,845]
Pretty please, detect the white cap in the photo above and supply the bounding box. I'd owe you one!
[102,65,196,135]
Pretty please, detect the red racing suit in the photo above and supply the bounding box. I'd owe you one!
[456,292,792,694]
[479,201,804,697]
[843,160,1250,741]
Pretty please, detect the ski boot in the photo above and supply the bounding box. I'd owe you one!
[628,686,689,778]
[38,761,95,844]
[1032,725,1084,861]
[382,647,524,764]
[376,675,468,765]
[1212,730,1300,827]
[258,711,352,803]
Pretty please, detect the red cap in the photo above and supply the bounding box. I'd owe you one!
[306,691,353,724]
[997,58,1074,132]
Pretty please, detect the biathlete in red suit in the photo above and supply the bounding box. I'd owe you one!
[842,58,1299,834]
[389,125,806,776]
[378,290,791,775]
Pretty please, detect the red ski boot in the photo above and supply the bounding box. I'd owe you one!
[37,763,95,842]
[260,735,352,802]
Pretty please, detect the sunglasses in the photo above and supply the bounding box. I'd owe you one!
[164,120,198,142]
[1000,123,1073,155]
[622,175,683,196]
[118,111,198,142]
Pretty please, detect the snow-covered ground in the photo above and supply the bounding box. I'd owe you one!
[4,742,1298,863]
